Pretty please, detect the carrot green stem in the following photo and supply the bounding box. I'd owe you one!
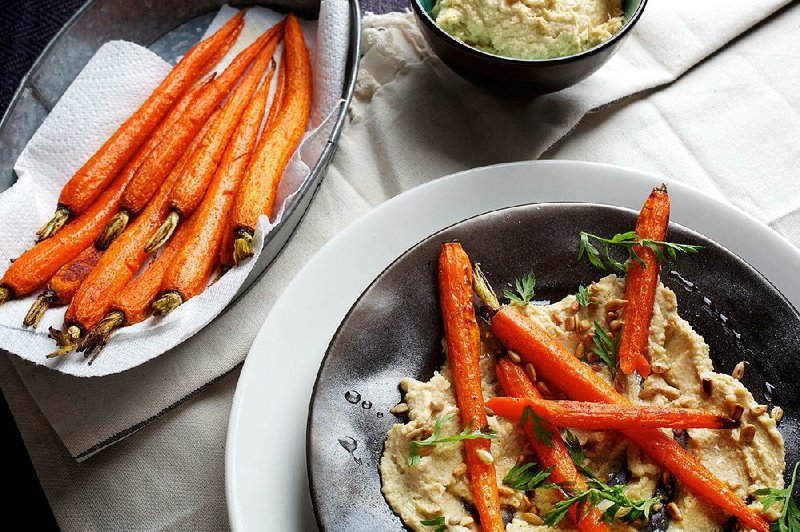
[96,210,130,250]
[0,286,12,306]
[24,289,56,328]
[36,205,71,241]
[232,228,254,265]
[472,263,501,314]
[47,325,82,358]
[78,310,125,364]
[152,291,183,316]
[145,211,180,253]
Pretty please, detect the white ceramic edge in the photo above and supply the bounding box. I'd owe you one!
[225,160,800,531]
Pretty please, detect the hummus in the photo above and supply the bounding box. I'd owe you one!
[380,275,785,531]
[431,0,625,60]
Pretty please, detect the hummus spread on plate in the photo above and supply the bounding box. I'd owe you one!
[432,0,624,60]
[380,275,785,531]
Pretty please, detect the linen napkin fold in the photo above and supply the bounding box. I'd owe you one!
[6,0,793,459]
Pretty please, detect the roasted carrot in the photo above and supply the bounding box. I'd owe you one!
[487,397,739,430]
[618,184,671,377]
[490,306,770,532]
[100,21,285,244]
[495,358,608,532]
[145,32,281,253]
[265,54,286,131]
[23,245,103,328]
[438,243,504,532]
[0,160,135,306]
[230,14,311,264]
[35,12,244,240]
[79,222,192,363]
[152,62,275,314]
[47,113,217,356]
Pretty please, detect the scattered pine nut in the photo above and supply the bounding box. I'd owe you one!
[498,485,515,497]
[606,299,627,312]
[508,350,521,364]
[591,364,602,372]
[485,406,495,417]
[390,403,409,415]
[551,312,563,325]
[739,424,756,444]
[575,342,585,359]
[660,386,681,401]
[606,311,617,323]
[476,449,494,465]
[430,399,444,412]
[418,446,433,457]
[521,512,544,526]
[614,373,626,393]
[579,319,591,332]
[701,378,713,396]
[667,502,683,521]
[452,463,467,477]
[730,403,745,421]
[586,351,599,363]
[565,316,576,331]
[661,470,671,486]
[570,300,580,312]
[732,361,745,380]
[525,363,538,382]
[751,405,768,416]
[460,516,474,526]
[609,319,623,332]
[536,381,551,396]
[448,515,462,525]
[770,406,784,422]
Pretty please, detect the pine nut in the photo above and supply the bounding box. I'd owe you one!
[460,516,474,526]
[448,515,462,525]
[570,300,580,312]
[537,381,551,396]
[390,403,409,415]
[565,316,576,331]
[730,403,745,421]
[667,502,683,521]
[751,405,768,416]
[476,449,494,465]
[551,312,563,325]
[771,406,784,422]
[508,350,521,364]
[521,512,544,525]
[606,299,627,311]
[452,463,467,477]
[609,319,623,331]
[591,364,602,372]
[606,311,617,323]
[430,399,444,412]
[701,378,713,396]
[498,485,515,497]
[739,424,756,444]
[579,319,591,332]
[525,363,537,382]
[575,342,585,359]
[732,361,745,380]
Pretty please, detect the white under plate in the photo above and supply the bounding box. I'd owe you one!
[225,160,800,530]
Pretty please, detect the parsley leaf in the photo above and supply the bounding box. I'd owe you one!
[521,405,553,447]
[592,321,620,378]
[544,476,661,526]
[408,414,497,466]
[503,272,536,306]
[754,461,800,532]
[503,463,557,491]
[563,429,585,467]
[575,284,598,308]
[578,231,701,272]
[420,516,446,531]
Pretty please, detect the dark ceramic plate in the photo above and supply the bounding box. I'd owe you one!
[307,202,799,531]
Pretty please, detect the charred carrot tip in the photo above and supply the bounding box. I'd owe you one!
[232,229,255,265]
[655,183,668,193]
[46,325,81,358]
[79,311,125,364]
[472,263,500,314]
[0,286,12,305]
[23,289,56,328]
[36,206,71,241]
[96,211,130,250]
[152,291,183,316]
[145,211,180,254]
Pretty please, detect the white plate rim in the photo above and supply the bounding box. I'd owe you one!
[225,160,800,531]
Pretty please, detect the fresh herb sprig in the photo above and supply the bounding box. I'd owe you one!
[592,322,619,378]
[544,477,661,526]
[578,230,701,272]
[575,284,598,308]
[504,272,536,306]
[420,516,446,532]
[408,414,497,466]
[754,461,800,532]
[503,463,557,491]
[521,405,553,447]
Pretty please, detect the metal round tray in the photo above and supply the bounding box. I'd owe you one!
[0,0,361,304]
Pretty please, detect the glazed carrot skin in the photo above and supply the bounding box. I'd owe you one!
[265,56,286,131]
[22,245,104,328]
[439,243,504,532]
[120,21,284,217]
[64,113,217,334]
[157,65,275,311]
[618,185,671,377]
[487,397,739,430]
[230,14,311,264]
[43,12,244,228]
[0,167,133,302]
[490,306,770,532]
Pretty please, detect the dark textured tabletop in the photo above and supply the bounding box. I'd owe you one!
[0,1,405,529]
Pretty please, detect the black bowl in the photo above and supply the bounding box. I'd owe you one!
[307,203,799,531]
[411,0,648,92]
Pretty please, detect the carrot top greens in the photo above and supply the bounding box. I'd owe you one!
[407,413,497,466]
[754,461,800,532]
[503,271,536,306]
[578,230,701,271]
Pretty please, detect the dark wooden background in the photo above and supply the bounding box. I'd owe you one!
[0,1,404,529]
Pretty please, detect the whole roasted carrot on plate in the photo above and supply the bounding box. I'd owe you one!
[0,158,137,306]
[152,62,276,315]
[99,20,285,244]
[79,221,192,363]
[487,396,739,430]
[229,14,311,265]
[495,358,609,532]
[489,305,771,532]
[35,11,245,241]
[219,56,286,269]
[438,243,504,532]
[618,184,670,377]
[23,245,103,328]
[47,114,217,356]
[145,30,281,253]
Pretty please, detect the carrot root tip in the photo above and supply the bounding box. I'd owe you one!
[23,289,56,328]
[36,206,71,242]
[145,211,180,254]
[152,291,184,316]
[473,263,501,313]
[46,325,81,358]
[232,229,255,266]
[78,311,125,365]
[0,286,12,306]
[97,211,130,250]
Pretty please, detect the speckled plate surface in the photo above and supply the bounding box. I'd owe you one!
[307,202,799,531]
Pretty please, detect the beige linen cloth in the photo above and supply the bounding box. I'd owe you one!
[3,1,800,529]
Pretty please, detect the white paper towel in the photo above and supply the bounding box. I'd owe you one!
[0,3,349,377]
